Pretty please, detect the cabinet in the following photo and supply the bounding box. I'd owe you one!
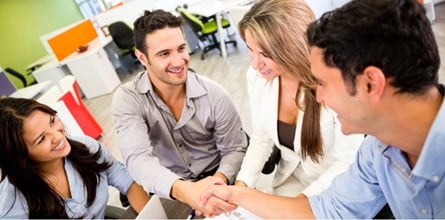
[64,47,121,99]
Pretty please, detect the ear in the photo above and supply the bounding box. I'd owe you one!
[362,66,386,101]
[135,49,149,66]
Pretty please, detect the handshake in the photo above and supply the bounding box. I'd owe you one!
[171,175,247,218]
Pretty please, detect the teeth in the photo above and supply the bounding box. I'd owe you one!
[53,140,64,151]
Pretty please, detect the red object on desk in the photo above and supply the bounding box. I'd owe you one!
[59,76,103,139]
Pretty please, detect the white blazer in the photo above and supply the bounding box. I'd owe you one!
[236,67,364,196]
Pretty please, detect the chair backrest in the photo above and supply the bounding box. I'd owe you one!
[0,70,17,96]
[4,67,28,88]
[177,7,205,33]
[108,21,135,51]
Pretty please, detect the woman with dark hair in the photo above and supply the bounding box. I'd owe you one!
[0,97,149,218]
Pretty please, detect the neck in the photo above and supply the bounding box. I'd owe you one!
[373,87,443,167]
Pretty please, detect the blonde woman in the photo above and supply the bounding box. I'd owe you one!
[234,0,364,196]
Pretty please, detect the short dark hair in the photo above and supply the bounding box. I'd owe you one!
[306,0,440,95]
[133,9,183,54]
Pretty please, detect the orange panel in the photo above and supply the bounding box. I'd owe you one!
[48,19,98,61]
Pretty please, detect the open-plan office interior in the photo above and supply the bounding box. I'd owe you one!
[1,0,444,215]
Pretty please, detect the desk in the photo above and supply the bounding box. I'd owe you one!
[60,36,121,99]
[33,37,121,99]
[122,198,193,219]
[26,54,55,73]
[9,80,52,99]
[187,0,250,58]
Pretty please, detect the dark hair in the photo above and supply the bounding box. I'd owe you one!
[306,0,440,95]
[0,98,111,218]
[133,9,183,55]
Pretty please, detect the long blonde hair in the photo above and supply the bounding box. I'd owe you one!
[239,0,323,162]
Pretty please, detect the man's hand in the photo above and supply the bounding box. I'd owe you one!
[171,176,236,217]
[199,184,238,217]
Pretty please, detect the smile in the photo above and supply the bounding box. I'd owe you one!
[51,139,65,152]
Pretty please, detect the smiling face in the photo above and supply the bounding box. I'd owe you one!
[310,46,371,135]
[22,110,70,164]
[135,27,190,89]
[245,29,284,81]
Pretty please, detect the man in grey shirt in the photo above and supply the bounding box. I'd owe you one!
[111,9,248,214]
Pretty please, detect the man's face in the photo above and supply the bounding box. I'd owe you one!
[136,27,190,88]
[310,47,369,135]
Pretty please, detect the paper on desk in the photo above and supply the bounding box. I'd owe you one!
[206,206,261,220]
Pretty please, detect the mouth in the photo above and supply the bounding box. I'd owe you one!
[51,139,65,152]
[259,69,272,76]
[168,67,185,75]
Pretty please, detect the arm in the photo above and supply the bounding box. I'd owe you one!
[111,86,181,199]
[200,185,315,218]
[302,107,364,196]
[126,182,150,213]
[209,79,249,184]
[236,67,276,187]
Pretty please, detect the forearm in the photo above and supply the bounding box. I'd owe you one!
[231,187,315,219]
[126,182,150,213]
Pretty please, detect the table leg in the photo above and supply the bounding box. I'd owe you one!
[215,12,227,58]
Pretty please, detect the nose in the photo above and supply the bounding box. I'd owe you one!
[249,52,263,70]
[172,51,189,66]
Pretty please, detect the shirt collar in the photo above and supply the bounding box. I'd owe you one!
[412,93,445,180]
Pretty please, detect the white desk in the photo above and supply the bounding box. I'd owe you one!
[10,80,52,99]
[187,0,250,58]
[32,37,121,99]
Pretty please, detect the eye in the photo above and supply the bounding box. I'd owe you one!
[50,115,55,124]
[179,45,187,52]
[260,52,270,58]
[37,135,46,145]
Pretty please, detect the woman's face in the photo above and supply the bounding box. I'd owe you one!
[22,110,71,164]
[245,28,283,81]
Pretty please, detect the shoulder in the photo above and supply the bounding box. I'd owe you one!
[0,178,27,218]
[69,135,100,153]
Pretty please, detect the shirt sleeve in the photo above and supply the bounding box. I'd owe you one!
[208,77,249,184]
[72,135,133,194]
[308,136,387,218]
[302,108,364,196]
[111,86,181,199]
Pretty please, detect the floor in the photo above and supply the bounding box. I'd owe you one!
[84,2,445,209]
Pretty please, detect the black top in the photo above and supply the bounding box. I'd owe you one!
[277,120,296,151]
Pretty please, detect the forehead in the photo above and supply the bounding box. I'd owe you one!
[145,27,185,52]
[245,29,260,49]
[22,110,47,138]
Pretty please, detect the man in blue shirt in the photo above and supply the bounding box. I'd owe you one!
[198,0,445,218]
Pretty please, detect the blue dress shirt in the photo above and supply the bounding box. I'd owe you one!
[0,135,133,218]
[309,95,445,218]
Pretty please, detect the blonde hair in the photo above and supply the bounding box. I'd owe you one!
[239,0,323,162]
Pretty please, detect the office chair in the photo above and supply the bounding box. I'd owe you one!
[4,67,37,88]
[108,21,138,73]
[177,7,237,60]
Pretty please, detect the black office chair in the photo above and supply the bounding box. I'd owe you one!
[177,6,237,60]
[4,67,36,88]
[108,21,139,73]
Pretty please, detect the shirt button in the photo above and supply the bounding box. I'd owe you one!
[189,163,192,167]
[179,144,182,147]
[432,176,439,183]
[421,209,428,214]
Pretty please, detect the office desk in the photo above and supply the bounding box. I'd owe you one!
[187,0,250,58]
[60,37,121,99]
[33,37,121,99]
[9,80,52,99]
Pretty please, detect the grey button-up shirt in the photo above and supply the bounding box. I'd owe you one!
[112,71,248,199]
